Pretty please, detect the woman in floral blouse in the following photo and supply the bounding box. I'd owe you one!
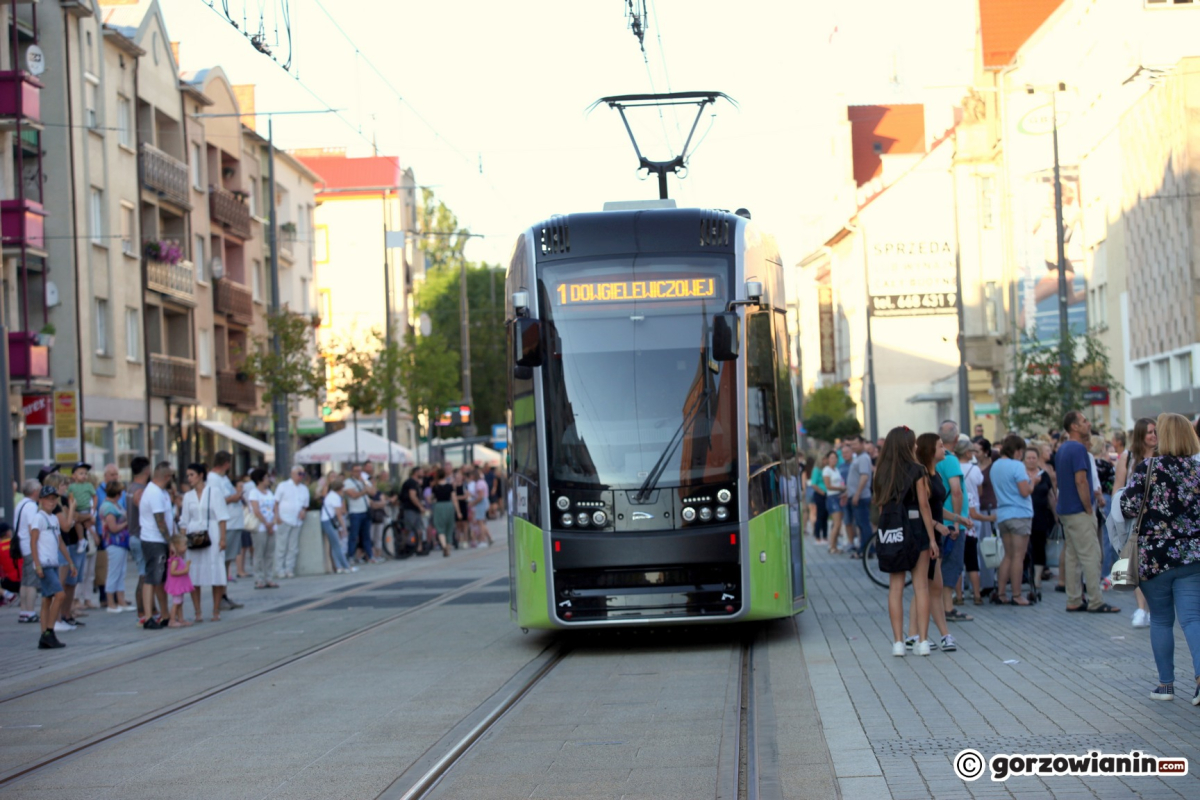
[1120,412,1200,704]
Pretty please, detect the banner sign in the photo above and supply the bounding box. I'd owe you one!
[53,390,79,463]
[867,238,957,318]
[818,284,836,374]
[23,394,51,426]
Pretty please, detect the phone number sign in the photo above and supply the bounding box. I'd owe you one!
[871,292,957,317]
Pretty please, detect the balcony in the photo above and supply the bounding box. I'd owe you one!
[217,370,257,411]
[140,143,191,209]
[214,279,254,326]
[1,198,45,252]
[9,332,48,379]
[149,354,197,399]
[146,258,196,306]
[0,71,41,127]
[209,185,251,239]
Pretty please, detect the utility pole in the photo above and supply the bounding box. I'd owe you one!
[1050,86,1071,414]
[459,256,475,438]
[383,204,398,476]
[266,116,289,471]
[951,147,970,428]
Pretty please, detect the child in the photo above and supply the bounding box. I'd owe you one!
[164,533,195,628]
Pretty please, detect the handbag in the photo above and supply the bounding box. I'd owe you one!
[1112,458,1156,591]
[186,487,213,550]
[979,526,1005,569]
[1045,522,1064,568]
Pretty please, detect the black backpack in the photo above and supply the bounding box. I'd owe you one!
[876,468,923,574]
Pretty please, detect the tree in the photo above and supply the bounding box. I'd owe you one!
[802,385,859,444]
[417,187,472,272]
[1004,329,1123,435]
[239,311,324,403]
[394,330,460,442]
[326,330,404,439]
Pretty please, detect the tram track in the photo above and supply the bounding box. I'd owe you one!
[0,569,506,789]
[0,543,502,706]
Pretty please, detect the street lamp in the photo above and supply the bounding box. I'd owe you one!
[1026,82,1071,412]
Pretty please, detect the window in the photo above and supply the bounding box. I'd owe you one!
[191,142,203,189]
[1137,363,1151,396]
[300,277,310,314]
[315,226,329,262]
[85,29,95,73]
[125,307,139,361]
[120,203,135,256]
[1178,353,1194,389]
[90,187,104,244]
[84,80,98,129]
[95,298,109,355]
[83,423,111,469]
[319,288,332,327]
[193,235,206,282]
[979,176,996,229]
[115,425,143,475]
[984,281,1001,335]
[252,259,263,303]
[117,96,132,147]
[1156,358,1172,394]
[1088,242,1108,328]
[198,328,212,376]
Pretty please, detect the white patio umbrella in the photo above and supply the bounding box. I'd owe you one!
[294,426,415,466]
[415,439,504,467]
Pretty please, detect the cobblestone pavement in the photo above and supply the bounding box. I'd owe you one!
[801,542,1200,799]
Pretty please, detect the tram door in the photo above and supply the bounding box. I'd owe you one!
[772,311,804,608]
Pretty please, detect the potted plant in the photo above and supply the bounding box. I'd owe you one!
[280,221,297,235]
[37,323,55,347]
[310,312,322,328]
[143,239,183,265]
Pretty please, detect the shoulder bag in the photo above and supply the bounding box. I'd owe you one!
[186,488,213,550]
[1112,457,1155,591]
[875,468,923,574]
[979,521,1005,569]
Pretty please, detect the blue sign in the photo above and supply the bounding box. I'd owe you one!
[491,423,508,450]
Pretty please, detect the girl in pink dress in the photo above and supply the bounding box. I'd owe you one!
[165,533,195,627]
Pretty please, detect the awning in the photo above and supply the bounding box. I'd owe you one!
[198,420,274,461]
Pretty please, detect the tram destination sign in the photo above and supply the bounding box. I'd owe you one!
[871,292,957,317]
[554,277,717,306]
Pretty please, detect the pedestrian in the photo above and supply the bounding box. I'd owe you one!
[247,468,279,589]
[809,456,829,542]
[397,467,425,557]
[209,453,244,598]
[935,423,972,617]
[874,426,939,657]
[235,473,254,578]
[822,451,846,554]
[43,474,82,631]
[14,480,42,625]
[844,436,873,560]
[905,432,957,653]
[178,463,228,622]
[429,468,457,557]
[99,482,132,613]
[369,470,389,560]
[137,463,175,629]
[165,533,195,628]
[274,466,309,579]
[453,468,469,548]
[126,457,152,620]
[945,435,977,616]
[1115,417,1157,627]
[977,439,1001,596]
[962,440,992,605]
[1093,437,1119,580]
[1118,412,1200,703]
[343,463,374,563]
[320,477,355,573]
[1029,443,1057,603]
[990,434,1034,606]
[470,467,493,547]
[1057,411,1120,614]
[31,485,76,649]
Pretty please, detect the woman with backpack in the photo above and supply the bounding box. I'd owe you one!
[873,426,940,657]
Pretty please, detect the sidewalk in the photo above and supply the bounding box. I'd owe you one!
[800,543,1200,800]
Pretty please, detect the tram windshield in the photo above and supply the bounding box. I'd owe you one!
[540,255,737,491]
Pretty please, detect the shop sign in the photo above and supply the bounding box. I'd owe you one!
[22,394,51,426]
[53,390,79,462]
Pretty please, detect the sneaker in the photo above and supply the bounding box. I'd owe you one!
[53,620,76,633]
[349,566,359,573]
[916,640,932,656]
[62,617,85,627]
[1151,684,1175,701]
[1132,609,1151,628]
[940,634,958,652]
[107,606,124,614]
[38,630,64,649]
[1193,685,1200,707]
[18,613,38,624]
[904,635,918,651]
[892,641,905,657]
[143,618,163,630]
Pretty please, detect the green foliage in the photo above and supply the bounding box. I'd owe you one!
[394,330,460,441]
[1003,329,1123,435]
[417,188,473,272]
[240,311,324,402]
[803,414,834,443]
[830,417,864,440]
[326,330,398,418]
[802,385,859,443]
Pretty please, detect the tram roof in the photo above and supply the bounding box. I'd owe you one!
[532,208,742,261]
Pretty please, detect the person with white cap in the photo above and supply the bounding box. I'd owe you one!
[273,466,310,579]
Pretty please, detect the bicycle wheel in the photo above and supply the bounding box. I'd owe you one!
[863,532,912,588]
[381,523,399,559]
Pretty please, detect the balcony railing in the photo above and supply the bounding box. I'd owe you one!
[0,71,41,124]
[209,185,251,239]
[149,354,197,399]
[141,143,191,209]
[8,332,48,379]
[146,259,196,306]
[217,370,257,411]
[1,198,45,251]
[214,279,254,326]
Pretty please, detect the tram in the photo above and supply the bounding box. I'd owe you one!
[505,204,804,629]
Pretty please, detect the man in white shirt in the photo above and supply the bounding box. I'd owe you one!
[273,466,310,578]
[30,485,75,649]
[137,462,176,629]
[210,451,244,609]
[343,463,374,563]
[14,480,42,623]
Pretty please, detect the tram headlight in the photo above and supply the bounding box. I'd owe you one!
[561,513,574,528]
[699,506,713,522]
[715,506,729,521]
[681,506,697,523]
[556,495,571,511]
[717,488,732,504]
[576,511,590,527]
[592,510,607,527]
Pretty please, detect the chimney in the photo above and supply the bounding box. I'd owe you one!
[232,84,256,131]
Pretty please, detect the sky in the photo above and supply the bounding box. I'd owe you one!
[160,1,978,268]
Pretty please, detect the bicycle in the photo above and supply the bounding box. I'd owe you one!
[863,531,913,589]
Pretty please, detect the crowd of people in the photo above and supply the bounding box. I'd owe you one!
[0,454,506,650]
[806,412,1200,704]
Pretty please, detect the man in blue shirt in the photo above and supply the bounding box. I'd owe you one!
[936,422,971,620]
[1055,410,1118,614]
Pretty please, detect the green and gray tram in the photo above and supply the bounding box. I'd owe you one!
[505,205,804,629]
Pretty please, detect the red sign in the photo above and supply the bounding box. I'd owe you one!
[22,394,51,426]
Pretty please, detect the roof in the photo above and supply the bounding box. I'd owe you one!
[848,104,925,187]
[979,0,1064,69]
[295,154,408,193]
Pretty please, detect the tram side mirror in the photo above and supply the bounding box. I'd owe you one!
[513,317,543,368]
[712,312,740,361]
